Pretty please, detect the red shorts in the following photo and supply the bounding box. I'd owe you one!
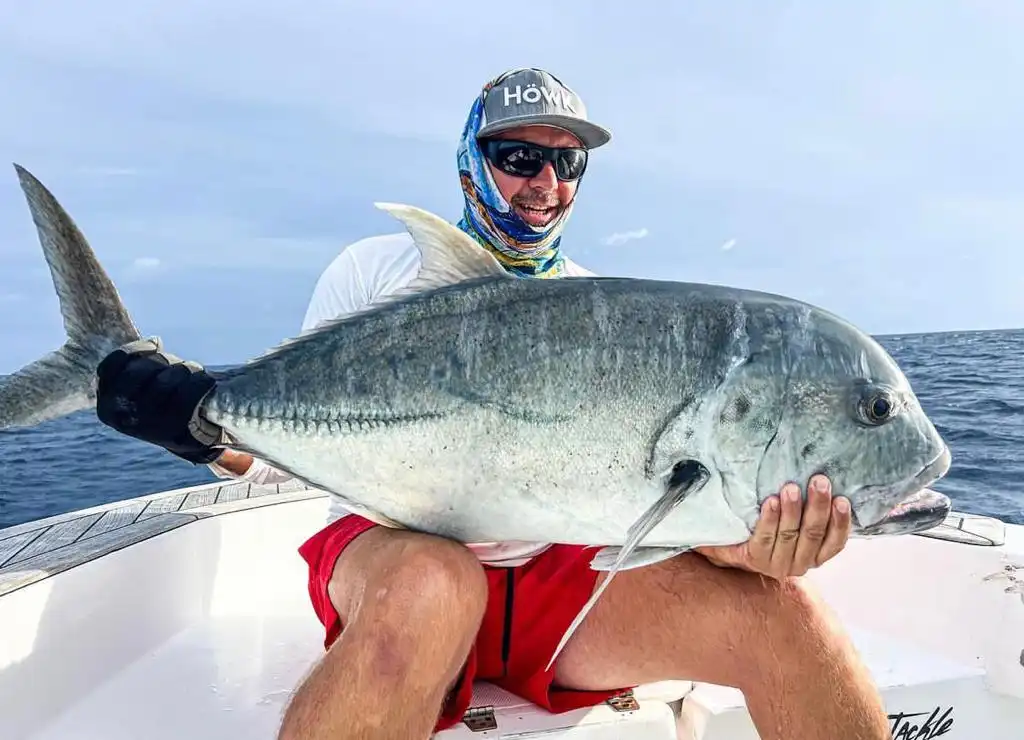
[297,514,632,733]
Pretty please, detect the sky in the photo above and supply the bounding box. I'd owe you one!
[1,0,1022,373]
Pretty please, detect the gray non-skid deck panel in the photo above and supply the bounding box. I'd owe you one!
[0,479,325,597]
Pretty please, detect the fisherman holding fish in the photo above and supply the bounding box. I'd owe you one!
[90,69,895,739]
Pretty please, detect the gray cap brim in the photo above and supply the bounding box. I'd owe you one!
[477,113,612,150]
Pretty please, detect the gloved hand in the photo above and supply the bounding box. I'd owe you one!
[95,337,226,465]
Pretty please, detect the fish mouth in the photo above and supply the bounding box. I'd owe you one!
[857,486,952,536]
[854,445,953,536]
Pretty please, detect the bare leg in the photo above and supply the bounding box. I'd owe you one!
[554,552,889,740]
[278,527,488,740]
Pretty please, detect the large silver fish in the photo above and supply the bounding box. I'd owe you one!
[0,164,952,667]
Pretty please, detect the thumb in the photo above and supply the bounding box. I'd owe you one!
[696,545,741,569]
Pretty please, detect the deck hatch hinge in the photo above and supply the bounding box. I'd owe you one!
[463,705,497,731]
[606,689,640,712]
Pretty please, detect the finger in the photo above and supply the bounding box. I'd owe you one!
[745,496,781,567]
[815,496,852,566]
[96,339,160,383]
[96,354,172,431]
[693,545,736,570]
[791,474,834,575]
[769,482,803,577]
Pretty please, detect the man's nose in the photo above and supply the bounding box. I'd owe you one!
[529,161,558,189]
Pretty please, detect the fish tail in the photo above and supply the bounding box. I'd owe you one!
[0,165,142,430]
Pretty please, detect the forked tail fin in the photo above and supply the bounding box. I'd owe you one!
[0,165,142,430]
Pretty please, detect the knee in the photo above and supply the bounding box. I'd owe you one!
[745,576,841,663]
[332,534,489,635]
[345,537,488,685]
[761,576,830,628]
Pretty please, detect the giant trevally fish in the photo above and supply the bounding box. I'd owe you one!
[0,164,952,667]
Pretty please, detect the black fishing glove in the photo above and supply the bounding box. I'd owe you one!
[95,338,226,465]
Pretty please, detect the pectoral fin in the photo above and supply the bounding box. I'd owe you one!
[544,459,711,671]
[589,545,691,572]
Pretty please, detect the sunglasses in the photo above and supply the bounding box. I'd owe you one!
[480,139,589,182]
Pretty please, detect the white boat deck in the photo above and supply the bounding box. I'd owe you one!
[1,480,1023,739]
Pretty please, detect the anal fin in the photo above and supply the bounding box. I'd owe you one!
[544,459,711,671]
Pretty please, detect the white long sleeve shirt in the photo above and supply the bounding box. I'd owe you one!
[210,230,595,566]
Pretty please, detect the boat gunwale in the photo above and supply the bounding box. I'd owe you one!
[0,479,326,598]
[0,478,1007,599]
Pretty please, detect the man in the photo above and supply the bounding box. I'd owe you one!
[95,68,891,739]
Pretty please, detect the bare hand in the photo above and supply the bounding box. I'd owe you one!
[695,474,852,580]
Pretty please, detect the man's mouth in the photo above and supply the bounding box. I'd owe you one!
[514,202,559,227]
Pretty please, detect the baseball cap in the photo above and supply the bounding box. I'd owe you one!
[477,68,612,150]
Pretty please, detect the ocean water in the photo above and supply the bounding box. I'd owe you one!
[1,328,1023,530]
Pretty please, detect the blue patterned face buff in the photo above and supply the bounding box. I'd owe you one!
[455,82,575,278]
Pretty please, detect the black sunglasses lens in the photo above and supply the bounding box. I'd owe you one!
[555,149,587,180]
[490,142,545,178]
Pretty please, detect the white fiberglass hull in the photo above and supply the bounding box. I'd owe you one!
[0,480,1021,739]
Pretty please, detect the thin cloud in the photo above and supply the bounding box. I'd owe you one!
[132,256,161,270]
[122,256,163,281]
[602,228,649,246]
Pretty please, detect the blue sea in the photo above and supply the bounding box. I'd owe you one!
[1,328,1023,531]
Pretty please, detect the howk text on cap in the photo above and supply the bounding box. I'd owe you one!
[502,83,577,113]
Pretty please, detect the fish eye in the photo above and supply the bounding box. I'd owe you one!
[868,396,891,422]
[858,390,897,426]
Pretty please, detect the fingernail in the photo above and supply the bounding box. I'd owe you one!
[813,476,829,494]
[835,498,849,514]
[784,485,800,503]
[769,498,780,513]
